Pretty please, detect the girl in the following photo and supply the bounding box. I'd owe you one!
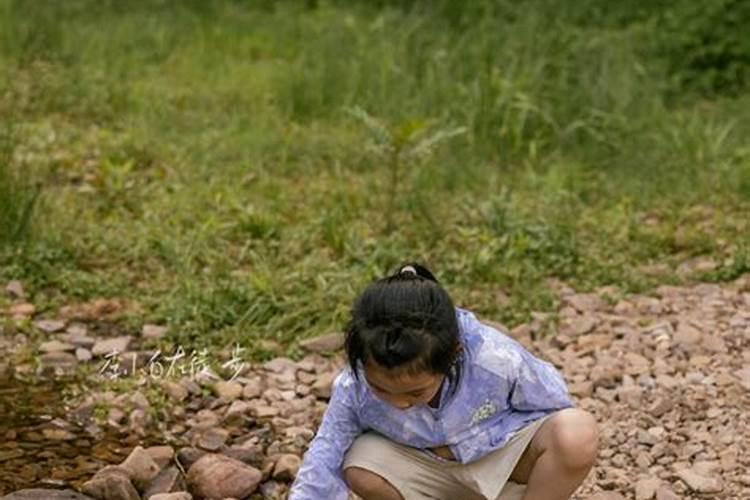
[290,264,598,500]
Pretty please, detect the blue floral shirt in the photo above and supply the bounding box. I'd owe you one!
[289,308,573,499]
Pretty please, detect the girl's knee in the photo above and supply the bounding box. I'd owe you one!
[549,408,599,471]
[344,466,404,500]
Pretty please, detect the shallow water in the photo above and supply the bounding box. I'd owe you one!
[0,374,142,495]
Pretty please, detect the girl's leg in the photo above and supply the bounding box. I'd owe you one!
[509,408,599,500]
[344,467,404,500]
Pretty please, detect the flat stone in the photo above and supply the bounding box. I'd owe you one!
[285,427,315,442]
[8,303,35,317]
[224,400,252,421]
[0,489,94,499]
[735,367,750,391]
[42,428,76,441]
[616,385,643,408]
[39,340,76,352]
[676,467,722,493]
[60,298,130,321]
[145,445,175,470]
[253,405,279,418]
[242,379,264,399]
[311,372,336,399]
[40,351,78,369]
[186,454,262,500]
[5,280,25,299]
[569,381,594,398]
[566,293,606,312]
[76,348,92,362]
[263,357,298,374]
[142,324,168,340]
[624,352,651,375]
[120,445,161,490]
[0,450,24,462]
[92,336,133,356]
[34,319,67,333]
[674,322,701,345]
[214,381,243,400]
[655,485,680,500]
[272,454,301,481]
[299,332,345,353]
[635,477,660,500]
[647,397,673,418]
[563,315,598,336]
[635,451,652,469]
[586,493,626,500]
[259,481,287,500]
[196,428,229,451]
[223,445,265,467]
[58,332,96,347]
[161,380,189,401]
[576,333,611,351]
[176,447,207,470]
[637,429,659,446]
[81,465,139,500]
[142,466,184,499]
[65,324,88,336]
[149,494,192,500]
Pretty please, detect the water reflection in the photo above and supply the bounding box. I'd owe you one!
[0,374,151,495]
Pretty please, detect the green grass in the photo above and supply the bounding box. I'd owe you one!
[0,0,748,357]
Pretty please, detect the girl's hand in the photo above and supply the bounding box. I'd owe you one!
[428,445,455,460]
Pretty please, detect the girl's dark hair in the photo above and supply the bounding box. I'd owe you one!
[345,263,462,381]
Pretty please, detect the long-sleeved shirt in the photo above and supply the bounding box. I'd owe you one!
[289,308,574,500]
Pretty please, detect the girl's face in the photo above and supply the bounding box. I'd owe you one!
[364,360,445,410]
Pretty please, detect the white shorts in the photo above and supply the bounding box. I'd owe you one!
[343,415,551,500]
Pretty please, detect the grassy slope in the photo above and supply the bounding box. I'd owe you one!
[0,0,748,357]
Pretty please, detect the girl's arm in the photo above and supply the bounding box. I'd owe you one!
[289,371,362,500]
[509,346,573,411]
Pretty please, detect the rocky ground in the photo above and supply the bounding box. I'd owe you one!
[0,274,748,500]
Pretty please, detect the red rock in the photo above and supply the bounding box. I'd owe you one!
[186,454,262,499]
